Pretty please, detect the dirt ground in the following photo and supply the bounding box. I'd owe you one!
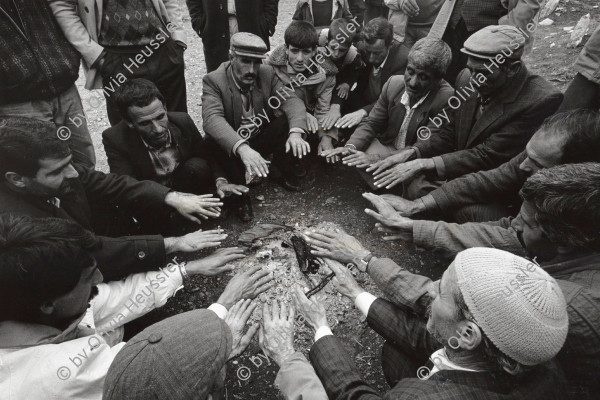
[76,1,599,398]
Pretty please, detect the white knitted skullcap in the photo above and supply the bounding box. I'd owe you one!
[453,248,568,366]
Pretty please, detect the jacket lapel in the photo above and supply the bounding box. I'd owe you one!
[169,121,189,160]
[457,92,479,149]
[225,66,243,129]
[465,68,528,148]
[126,127,156,180]
[406,89,439,145]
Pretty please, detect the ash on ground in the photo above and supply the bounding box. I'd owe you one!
[233,221,361,347]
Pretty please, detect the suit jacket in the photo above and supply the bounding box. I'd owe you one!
[293,0,353,28]
[352,42,410,114]
[0,168,170,281]
[413,67,562,180]
[49,0,186,90]
[348,76,454,150]
[202,62,307,155]
[367,255,599,398]
[309,297,565,400]
[186,0,278,54]
[425,151,527,213]
[102,112,226,183]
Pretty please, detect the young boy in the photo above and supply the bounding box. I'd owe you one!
[293,0,353,31]
[266,21,339,155]
[318,18,365,131]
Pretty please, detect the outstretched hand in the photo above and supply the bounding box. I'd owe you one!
[259,300,296,366]
[224,299,259,360]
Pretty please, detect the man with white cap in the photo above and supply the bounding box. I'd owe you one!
[294,248,568,398]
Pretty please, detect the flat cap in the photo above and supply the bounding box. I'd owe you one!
[461,25,526,60]
[103,309,232,400]
[230,32,268,59]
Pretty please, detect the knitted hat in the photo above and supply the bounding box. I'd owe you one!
[103,309,232,400]
[453,248,568,366]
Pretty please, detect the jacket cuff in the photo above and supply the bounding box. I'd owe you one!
[432,156,446,179]
[412,220,436,248]
[420,193,439,212]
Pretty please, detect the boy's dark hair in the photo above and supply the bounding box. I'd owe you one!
[284,21,318,49]
[0,117,71,178]
[113,79,166,121]
[361,17,393,46]
[328,18,357,44]
[0,215,100,322]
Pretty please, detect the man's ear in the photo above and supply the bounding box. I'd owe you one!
[4,172,27,188]
[453,321,482,350]
[39,300,55,316]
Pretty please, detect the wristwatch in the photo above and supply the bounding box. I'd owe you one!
[178,261,190,284]
[355,252,374,272]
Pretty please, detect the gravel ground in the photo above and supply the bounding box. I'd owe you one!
[74,1,599,398]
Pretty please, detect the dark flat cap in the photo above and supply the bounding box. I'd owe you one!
[461,25,526,60]
[103,309,232,400]
[230,32,268,59]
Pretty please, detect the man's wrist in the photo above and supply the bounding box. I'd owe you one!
[419,158,436,171]
[345,143,357,150]
[164,236,177,253]
[216,294,235,310]
[164,191,179,208]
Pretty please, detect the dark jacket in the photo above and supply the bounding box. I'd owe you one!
[348,76,454,150]
[310,296,565,400]
[102,112,225,183]
[202,62,307,155]
[0,167,170,281]
[186,0,277,54]
[413,67,562,180]
[425,151,527,214]
[350,42,410,114]
[293,0,353,29]
[0,0,80,104]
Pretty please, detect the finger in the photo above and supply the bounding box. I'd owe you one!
[383,235,406,241]
[280,301,287,320]
[364,208,389,225]
[249,267,270,281]
[239,323,259,349]
[285,140,291,154]
[258,323,265,350]
[254,273,274,289]
[303,141,310,156]
[258,160,270,177]
[272,299,279,321]
[304,231,334,244]
[241,300,257,322]
[217,189,225,198]
[254,280,274,296]
[287,302,295,322]
[385,178,403,189]
[292,142,298,158]
[262,302,271,324]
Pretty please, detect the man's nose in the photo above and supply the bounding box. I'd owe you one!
[65,163,79,179]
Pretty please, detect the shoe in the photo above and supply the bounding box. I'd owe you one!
[235,195,254,222]
[275,175,302,192]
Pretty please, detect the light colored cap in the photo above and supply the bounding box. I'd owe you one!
[230,32,268,59]
[461,25,526,60]
[453,248,568,366]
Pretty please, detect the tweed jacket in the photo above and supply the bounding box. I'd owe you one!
[366,255,599,399]
[186,0,278,56]
[309,296,565,399]
[352,42,410,114]
[575,26,600,86]
[348,76,454,150]
[48,0,186,90]
[202,62,308,155]
[102,112,226,182]
[0,167,170,281]
[413,67,562,181]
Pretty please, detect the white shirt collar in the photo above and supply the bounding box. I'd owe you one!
[400,90,430,110]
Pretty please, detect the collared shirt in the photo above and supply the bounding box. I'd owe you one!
[372,52,389,77]
[230,68,261,155]
[140,130,182,186]
[395,90,430,149]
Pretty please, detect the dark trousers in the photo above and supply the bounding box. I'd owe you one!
[204,47,228,73]
[442,19,471,85]
[215,115,297,185]
[557,73,600,113]
[100,39,188,125]
[171,157,215,194]
[364,2,389,24]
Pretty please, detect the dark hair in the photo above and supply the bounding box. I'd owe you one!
[113,79,165,121]
[328,18,357,44]
[0,117,71,178]
[361,17,393,46]
[0,215,99,322]
[284,21,318,49]
[520,162,600,251]
[539,109,600,164]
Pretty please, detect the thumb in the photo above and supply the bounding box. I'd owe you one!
[217,189,225,198]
